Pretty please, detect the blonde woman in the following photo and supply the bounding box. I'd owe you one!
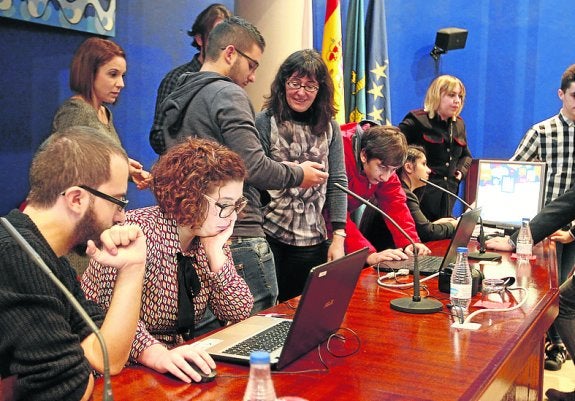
[399,75,472,220]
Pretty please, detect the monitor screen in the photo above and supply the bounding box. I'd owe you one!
[474,159,547,231]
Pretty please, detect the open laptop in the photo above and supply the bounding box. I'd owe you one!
[193,247,369,370]
[377,207,482,275]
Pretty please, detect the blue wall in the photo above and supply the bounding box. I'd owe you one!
[1,0,574,214]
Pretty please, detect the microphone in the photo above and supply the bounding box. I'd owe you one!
[0,217,113,401]
[419,178,501,261]
[334,183,443,314]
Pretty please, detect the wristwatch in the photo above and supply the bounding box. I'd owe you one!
[333,230,347,238]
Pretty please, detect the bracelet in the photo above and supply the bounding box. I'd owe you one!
[333,230,347,238]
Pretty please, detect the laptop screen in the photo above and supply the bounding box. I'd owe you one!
[474,159,546,231]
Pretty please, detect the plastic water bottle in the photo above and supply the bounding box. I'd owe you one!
[516,217,533,260]
[450,246,472,313]
[243,351,277,401]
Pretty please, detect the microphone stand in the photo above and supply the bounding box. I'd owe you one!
[335,184,442,314]
[0,218,113,401]
[419,178,501,261]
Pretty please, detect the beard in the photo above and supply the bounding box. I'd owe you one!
[71,200,108,256]
[228,59,244,87]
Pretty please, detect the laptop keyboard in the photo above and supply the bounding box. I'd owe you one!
[378,256,444,274]
[222,320,292,357]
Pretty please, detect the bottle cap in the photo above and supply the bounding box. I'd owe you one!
[250,351,271,364]
[522,217,530,222]
[456,246,468,253]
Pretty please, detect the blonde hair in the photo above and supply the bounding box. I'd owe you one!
[423,75,466,120]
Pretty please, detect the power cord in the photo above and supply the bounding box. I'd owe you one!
[450,286,528,330]
[375,264,439,289]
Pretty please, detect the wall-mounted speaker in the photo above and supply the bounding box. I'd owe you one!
[430,27,468,60]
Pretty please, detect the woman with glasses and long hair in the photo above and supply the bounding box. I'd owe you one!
[255,49,348,301]
[81,138,253,383]
[398,75,472,221]
[51,37,150,189]
[397,145,458,242]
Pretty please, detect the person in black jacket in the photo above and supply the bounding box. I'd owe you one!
[486,186,575,401]
[399,75,472,221]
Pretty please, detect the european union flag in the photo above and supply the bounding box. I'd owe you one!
[365,0,391,125]
[343,0,366,123]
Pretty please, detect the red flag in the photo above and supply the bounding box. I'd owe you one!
[322,0,345,124]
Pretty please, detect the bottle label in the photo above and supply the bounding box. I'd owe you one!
[516,243,532,255]
[450,283,471,299]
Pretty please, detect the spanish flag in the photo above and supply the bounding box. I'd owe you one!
[322,0,345,124]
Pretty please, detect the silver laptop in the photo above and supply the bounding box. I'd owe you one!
[194,247,369,370]
[377,207,482,275]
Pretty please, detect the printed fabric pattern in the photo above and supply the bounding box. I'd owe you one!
[263,118,332,246]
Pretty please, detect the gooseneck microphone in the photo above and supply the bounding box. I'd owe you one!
[0,217,113,401]
[335,183,443,314]
[419,178,501,261]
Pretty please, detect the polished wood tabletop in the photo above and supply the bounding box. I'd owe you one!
[93,239,558,401]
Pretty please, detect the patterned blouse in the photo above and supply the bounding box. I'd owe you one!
[81,206,253,362]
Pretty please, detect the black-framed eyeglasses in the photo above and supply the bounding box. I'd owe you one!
[203,194,248,218]
[222,46,259,72]
[77,185,128,211]
[286,80,319,93]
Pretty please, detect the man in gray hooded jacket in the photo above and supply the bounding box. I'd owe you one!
[152,16,328,318]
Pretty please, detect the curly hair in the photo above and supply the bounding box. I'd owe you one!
[70,37,125,103]
[423,75,466,120]
[262,49,336,135]
[152,138,247,228]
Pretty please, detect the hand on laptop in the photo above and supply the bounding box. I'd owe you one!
[404,243,432,256]
[366,248,409,265]
[434,217,458,227]
[137,343,216,383]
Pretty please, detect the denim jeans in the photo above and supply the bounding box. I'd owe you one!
[555,275,575,360]
[193,237,278,336]
[230,237,279,313]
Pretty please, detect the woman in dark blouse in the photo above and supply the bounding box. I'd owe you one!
[398,145,458,242]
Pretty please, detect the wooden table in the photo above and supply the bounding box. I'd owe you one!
[93,239,558,401]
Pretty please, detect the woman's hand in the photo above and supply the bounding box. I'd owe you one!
[327,235,345,262]
[129,158,152,190]
[201,221,235,273]
[138,343,216,383]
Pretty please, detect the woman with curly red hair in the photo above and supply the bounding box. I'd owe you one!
[81,137,253,383]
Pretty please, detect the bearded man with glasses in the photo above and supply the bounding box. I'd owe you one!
[0,126,146,401]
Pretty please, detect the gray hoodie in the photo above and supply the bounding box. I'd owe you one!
[154,71,304,237]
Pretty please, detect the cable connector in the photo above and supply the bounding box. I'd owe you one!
[381,268,410,280]
[451,321,481,330]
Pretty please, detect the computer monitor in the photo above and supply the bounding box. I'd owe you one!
[474,159,547,232]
